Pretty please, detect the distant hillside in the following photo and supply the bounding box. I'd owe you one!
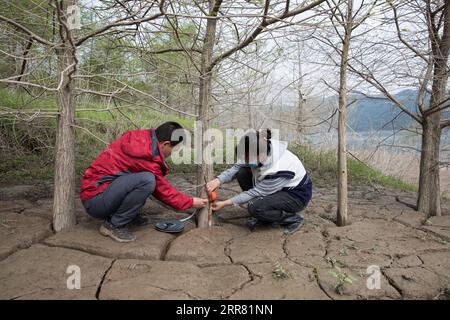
[346,89,450,132]
[348,89,421,132]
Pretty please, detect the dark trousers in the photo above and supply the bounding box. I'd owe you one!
[83,172,156,227]
[236,167,304,223]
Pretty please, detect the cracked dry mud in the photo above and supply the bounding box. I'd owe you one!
[1,175,450,300]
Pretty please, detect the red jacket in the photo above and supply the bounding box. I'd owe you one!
[80,129,193,211]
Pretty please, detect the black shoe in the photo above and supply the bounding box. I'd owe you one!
[246,217,261,231]
[271,222,280,228]
[99,221,137,242]
[281,215,304,235]
[130,215,150,227]
[247,217,275,231]
[284,221,304,235]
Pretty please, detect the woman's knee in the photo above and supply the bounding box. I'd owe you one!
[237,167,253,191]
[248,198,264,218]
[237,167,251,180]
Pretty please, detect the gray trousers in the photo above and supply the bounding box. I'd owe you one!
[83,172,156,227]
[236,167,304,223]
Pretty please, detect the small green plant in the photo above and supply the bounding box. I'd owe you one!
[328,266,355,295]
[435,238,448,245]
[0,220,10,229]
[339,248,349,256]
[423,219,432,226]
[272,262,291,280]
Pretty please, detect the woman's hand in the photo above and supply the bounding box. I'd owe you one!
[206,178,221,193]
[211,199,233,212]
[192,197,208,208]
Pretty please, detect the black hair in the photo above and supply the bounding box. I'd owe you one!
[236,129,272,164]
[155,121,184,147]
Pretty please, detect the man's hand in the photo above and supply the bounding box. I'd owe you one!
[211,199,233,212]
[206,178,221,193]
[192,197,208,208]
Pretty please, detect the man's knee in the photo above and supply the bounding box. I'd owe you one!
[135,172,156,193]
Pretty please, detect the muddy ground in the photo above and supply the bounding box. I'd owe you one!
[1,175,450,300]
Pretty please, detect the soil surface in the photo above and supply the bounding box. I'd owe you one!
[1,175,450,300]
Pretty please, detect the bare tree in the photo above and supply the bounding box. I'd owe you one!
[348,0,450,216]
[0,0,330,230]
[183,0,329,227]
[53,0,78,230]
[335,0,353,226]
[0,0,168,230]
[196,0,222,227]
[315,0,379,225]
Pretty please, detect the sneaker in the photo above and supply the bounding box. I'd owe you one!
[271,221,281,229]
[130,215,150,227]
[283,221,304,235]
[281,215,304,235]
[99,221,137,242]
[246,217,260,231]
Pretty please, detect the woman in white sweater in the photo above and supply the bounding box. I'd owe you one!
[207,129,312,235]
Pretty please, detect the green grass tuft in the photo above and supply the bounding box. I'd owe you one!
[289,144,417,192]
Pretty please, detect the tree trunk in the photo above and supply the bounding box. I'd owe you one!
[417,2,449,217]
[418,119,431,214]
[428,114,443,218]
[417,62,446,217]
[297,85,304,141]
[337,0,353,227]
[52,0,77,231]
[296,42,304,141]
[196,0,222,228]
[248,92,253,128]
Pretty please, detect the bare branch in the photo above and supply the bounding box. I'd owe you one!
[348,59,423,124]
[208,0,328,72]
[0,14,54,46]
[75,0,167,46]
[389,2,429,63]
[441,118,450,128]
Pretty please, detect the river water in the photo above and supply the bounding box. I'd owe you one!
[305,130,450,160]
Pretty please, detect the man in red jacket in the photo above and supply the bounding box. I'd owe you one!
[80,122,208,242]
